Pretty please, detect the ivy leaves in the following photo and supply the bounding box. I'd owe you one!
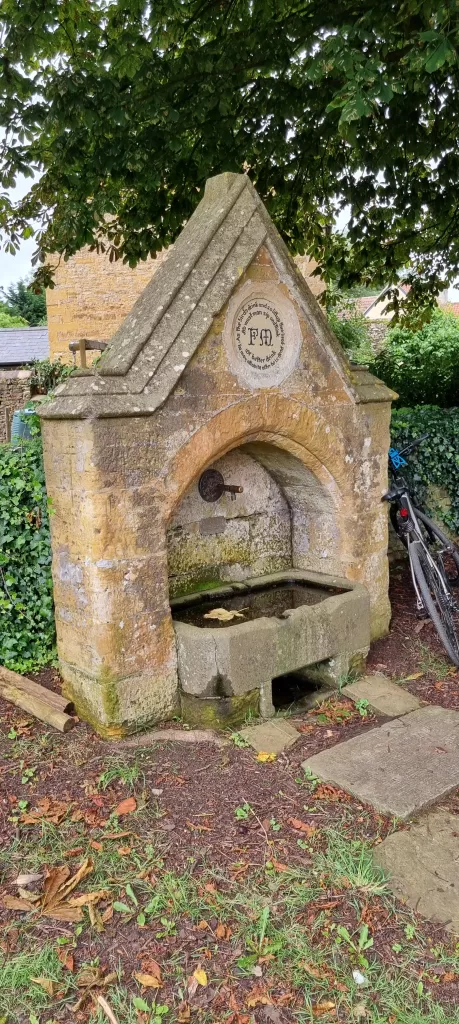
[391,406,459,535]
[0,436,55,671]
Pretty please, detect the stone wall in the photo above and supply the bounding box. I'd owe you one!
[0,370,31,443]
[46,248,323,364]
[46,249,171,364]
[167,449,291,596]
[367,320,390,351]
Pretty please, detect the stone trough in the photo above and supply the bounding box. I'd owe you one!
[172,570,370,727]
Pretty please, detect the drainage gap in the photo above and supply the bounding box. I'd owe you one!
[272,671,324,711]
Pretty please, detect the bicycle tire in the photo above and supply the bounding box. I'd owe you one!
[409,542,459,666]
[414,508,459,581]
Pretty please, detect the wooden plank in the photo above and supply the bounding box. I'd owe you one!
[0,666,73,713]
[0,683,75,733]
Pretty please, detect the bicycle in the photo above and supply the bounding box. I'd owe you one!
[383,433,459,666]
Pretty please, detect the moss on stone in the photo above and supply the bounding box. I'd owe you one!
[62,675,178,740]
[180,689,259,730]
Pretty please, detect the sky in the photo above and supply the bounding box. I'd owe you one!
[2,173,459,300]
[0,171,36,289]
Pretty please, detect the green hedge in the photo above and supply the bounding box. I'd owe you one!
[391,406,459,534]
[372,310,459,407]
[0,431,56,671]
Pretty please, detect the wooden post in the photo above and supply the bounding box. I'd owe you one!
[78,338,87,368]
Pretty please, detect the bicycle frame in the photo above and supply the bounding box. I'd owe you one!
[383,468,454,615]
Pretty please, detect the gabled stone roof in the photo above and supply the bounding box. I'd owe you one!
[42,172,394,419]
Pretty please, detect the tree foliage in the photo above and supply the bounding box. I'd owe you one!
[0,279,47,325]
[372,310,459,407]
[0,309,28,327]
[0,1,458,307]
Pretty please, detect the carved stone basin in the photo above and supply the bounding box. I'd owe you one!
[172,570,370,728]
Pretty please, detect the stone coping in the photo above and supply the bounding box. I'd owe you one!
[170,568,357,613]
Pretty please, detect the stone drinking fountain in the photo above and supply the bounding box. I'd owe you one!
[40,173,395,737]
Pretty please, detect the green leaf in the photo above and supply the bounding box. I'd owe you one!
[133,997,150,1011]
[113,901,132,914]
[425,38,454,72]
[125,883,138,906]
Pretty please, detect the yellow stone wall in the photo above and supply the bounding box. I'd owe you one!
[46,248,323,364]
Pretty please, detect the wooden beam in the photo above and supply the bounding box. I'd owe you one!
[0,665,73,713]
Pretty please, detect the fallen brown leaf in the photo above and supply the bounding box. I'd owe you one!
[42,904,83,923]
[312,1002,336,1017]
[77,966,117,990]
[133,971,162,989]
[114,796,137,816]
[31,976,56,997]
[103,830,133,840]
[271,859,289,873]
[13,872,42,887]
[139,958,162,980]
[1,895,36,912]
[177,1002,191,1022]
[187,821,212,832]
[315,784,348,802]
[42,864,71,910]
[21,797,70,825]
[88,902,105,932]
[288,817,316,836]
[57,949,75,971]
[67,889,108,907]
[246,989,272,1008]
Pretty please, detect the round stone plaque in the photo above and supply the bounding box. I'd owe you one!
[223,282,302,387]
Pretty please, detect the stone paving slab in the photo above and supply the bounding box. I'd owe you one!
[342,674,421,717]
[374,810,459,933]
[240,719,300,754]
[302,706,459,817]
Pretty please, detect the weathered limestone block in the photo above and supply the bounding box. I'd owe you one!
[41,172,395,736]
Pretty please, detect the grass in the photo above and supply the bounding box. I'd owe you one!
[4,835,459,1023]
[416,643,452,681]
[0,946,71,1019]
[3,702,459,1024]
[97,757,144,792]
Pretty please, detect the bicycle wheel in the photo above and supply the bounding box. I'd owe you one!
[414,508,459,583]
[409,541,459,666]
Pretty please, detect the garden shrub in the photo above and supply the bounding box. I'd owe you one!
[29,357,73,394]
[391,405,459,534]
[327,294,373,364]
[373,310,459,406]
[0,425,56,672]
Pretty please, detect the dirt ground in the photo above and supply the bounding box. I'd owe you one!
[2,562,459,1024]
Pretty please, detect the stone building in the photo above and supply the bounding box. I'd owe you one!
[46,247,323,365]
[41,173,394,737]
[0,327,49,442]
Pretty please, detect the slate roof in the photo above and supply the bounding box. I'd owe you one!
[0,327,49,366]
[42,172,395,420]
